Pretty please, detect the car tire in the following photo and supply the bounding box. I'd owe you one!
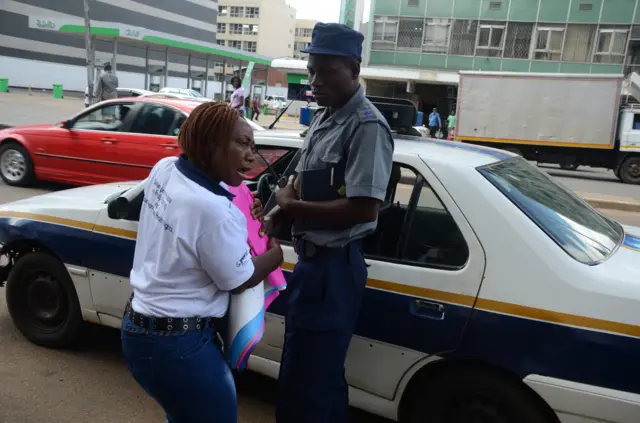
[618,156,640,185]
[403,367,555,423]
[5,252,84,349]
[0,141,35,187]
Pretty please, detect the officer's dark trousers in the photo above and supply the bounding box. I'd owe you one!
[276,240,368,423]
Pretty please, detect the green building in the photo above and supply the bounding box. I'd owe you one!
[363,0,640,113]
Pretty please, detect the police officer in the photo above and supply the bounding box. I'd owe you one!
[264,23,394,423]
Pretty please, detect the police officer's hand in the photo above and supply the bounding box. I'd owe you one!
[275,176,298,210]
[250,192,264,220]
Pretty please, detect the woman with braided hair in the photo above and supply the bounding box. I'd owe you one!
[121,102,283,423]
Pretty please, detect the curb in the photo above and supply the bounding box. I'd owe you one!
[582,196,640,213]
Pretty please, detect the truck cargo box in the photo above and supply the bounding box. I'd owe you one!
[456,71,624,149]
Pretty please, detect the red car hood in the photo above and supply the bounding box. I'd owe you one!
[1,123,57,133]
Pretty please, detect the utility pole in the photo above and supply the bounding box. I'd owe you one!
[82,0,95,105]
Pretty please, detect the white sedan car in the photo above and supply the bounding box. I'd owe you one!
[1,132,639,423]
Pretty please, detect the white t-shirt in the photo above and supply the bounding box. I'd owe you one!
[230,86,245,110]
[130,156,255,318]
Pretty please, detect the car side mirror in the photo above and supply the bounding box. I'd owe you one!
[107,196,131,220]
[60,120,72,129]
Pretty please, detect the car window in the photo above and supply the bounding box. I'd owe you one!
[72,103,133,132]
[128,104,181,136]
[362,165,469,268]
[478,157,624,265]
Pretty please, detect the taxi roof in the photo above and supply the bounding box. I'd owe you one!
[256,130,514,168]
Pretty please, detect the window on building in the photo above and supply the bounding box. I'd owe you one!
[242,24,258,35]
[594,28,628,64]
[449,19,478,55]
[295,28,301,36]
[230,23,243,35]
[246,7,260,18]
[296,28,312,38]
[229,40,242,49]
[408,0,419,6]
[503,22,533,59]
[243,41,257,52]
[230,6,244,17]
[562,24,596,63]
[423,18,450,54]
[372,16,398,50]
[219,6,228,16]
[217,23,226,34]
[533,27,564,60]
[216,39,225,46]
[476,23,505,57]
[397,18,424,50]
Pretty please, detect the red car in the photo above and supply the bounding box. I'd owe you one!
[0,97,268,187]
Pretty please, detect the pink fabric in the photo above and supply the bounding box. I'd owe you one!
[228,183,287,308]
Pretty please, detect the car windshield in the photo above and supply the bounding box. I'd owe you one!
[188,90,204,98]
[478,158,624,265]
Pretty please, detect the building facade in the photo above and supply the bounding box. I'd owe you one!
[1,0,221,91]
[367,0,640,75]
[216,0,296,86]
[294,19,316,60]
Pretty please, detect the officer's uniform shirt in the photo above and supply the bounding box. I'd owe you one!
[294,85,394,247]
[130,156,255,318]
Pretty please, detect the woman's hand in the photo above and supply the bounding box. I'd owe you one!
[267,237,284,267]
[250,192,264,220]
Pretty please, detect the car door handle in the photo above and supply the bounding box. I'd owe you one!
[160,143,178,149]
[411,299,445,321]
[100,137,118,144]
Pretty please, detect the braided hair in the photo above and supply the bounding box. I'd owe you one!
[178,102,242,175]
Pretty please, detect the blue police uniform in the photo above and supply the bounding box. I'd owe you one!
[276,23,395,423]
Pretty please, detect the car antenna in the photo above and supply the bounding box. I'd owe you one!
[268,100,294,130]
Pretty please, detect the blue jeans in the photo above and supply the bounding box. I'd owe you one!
[276,241,368,423]
[121,315,237,423]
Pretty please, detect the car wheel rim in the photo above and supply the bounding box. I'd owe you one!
[23,272,68,332]
[628,162,640,178]
[0,149,27,182]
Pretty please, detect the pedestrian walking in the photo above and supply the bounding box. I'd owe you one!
[251,96,261,121]
[94,63,118,103]
[229,76,246,116]
[120,102,284,423]
[428,107,442,138]
[262,22,394,423]
[446,111,457,140]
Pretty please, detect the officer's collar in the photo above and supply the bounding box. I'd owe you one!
[329,84,365,125]
[175,154,235,201]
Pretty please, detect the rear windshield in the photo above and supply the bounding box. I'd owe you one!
[478,158,624,265]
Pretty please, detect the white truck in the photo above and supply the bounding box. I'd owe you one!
[454,71,640,184]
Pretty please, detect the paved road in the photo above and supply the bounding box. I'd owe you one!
[1,91,640,202]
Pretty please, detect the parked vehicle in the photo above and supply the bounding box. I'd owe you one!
[0,97,264,186]
[158,87,205,98]
[455,71,640,184]
[116,88,153,98]
[1,99,639,422]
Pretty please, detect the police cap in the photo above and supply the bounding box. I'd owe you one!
[301,22,364,62]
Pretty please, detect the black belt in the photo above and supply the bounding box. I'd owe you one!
[293,237,359,258]
[124,300,223,332]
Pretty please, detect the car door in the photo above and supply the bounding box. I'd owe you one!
[260,153,486,401]
[107,103,185,181]
[45,101,139,185]
[89,186,142,322]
